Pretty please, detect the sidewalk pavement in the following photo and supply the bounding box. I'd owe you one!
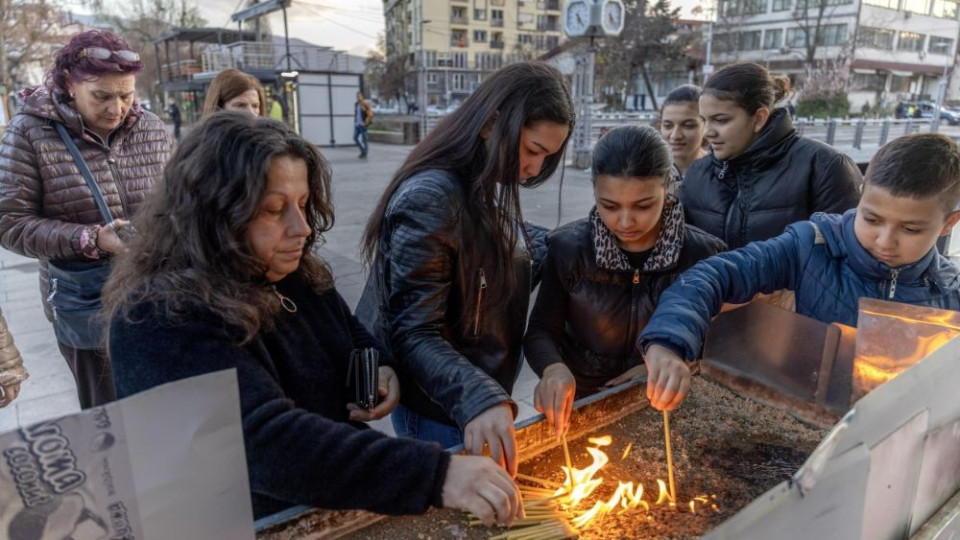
[0,142,597,437]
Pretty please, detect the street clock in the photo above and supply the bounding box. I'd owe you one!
[563,0,625,38]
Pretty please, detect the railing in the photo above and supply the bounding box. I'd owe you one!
[539,0,561,9]
[450,15,468,24]
[451,36,468,47]
[537,22,558,31]
[490,41,505,49]
[161,59,201,81]
[491,19,504,27]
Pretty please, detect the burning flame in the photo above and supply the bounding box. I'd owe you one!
[545,436,718,531]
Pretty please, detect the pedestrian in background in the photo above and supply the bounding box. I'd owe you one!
[354,91,373,159]
[357,61,574,476]
[679,62,861,250]
[0,30,171,409]
[659,84,708,190]
[167,101,182,140]
[202,68,266,118]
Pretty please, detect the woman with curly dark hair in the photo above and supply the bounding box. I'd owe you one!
[104,113,523,525]
[0,30,171,408]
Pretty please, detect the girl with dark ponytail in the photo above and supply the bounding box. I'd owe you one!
[523,125,725,437]
[679,62,862,249]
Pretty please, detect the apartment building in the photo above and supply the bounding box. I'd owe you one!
[711,0,960,112]
[383,0,565,107]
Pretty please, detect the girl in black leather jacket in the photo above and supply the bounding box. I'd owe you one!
[680,62,861,249]
[357,62,575,476]
[523,125,726,439]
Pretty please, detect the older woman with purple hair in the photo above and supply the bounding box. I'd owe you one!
[0,30,172,409]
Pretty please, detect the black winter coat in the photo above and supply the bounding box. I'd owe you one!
[356,170,548,428]
[111,274,450,520]
[524,198,725,397]
[679,109,861,249]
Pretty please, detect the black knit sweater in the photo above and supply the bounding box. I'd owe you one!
[110,273,451,520]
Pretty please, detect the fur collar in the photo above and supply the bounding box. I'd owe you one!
[590,195,686,272]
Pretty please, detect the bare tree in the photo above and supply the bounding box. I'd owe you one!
[0,0,64,92]
[596,0,689,110]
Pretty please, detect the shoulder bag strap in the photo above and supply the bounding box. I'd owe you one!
[53,122,115,224]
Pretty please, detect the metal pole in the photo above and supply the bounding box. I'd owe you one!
[283,4,292,72]
[418,0,428,140]
[933,55,949,133]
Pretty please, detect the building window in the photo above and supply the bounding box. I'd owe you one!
[898,31,925,52]
[851,73,885,91]
[451,6,468,23]
[453,73,466,91]
[744,0,767,13]
[452,52,467,68]
[932,0,959,17]
[475,53,503,70]
[742,30,762,50]
[720,0,739,16]
[451,30,468,47]
[930,36,955,54]
[763,28,783,48]
[491,9,504,26]
[474,8,487,20]
[862,0,899,8]
[772,0,791,10]
[785,27,808,48]
[890,75,912,93]
[425,50,437,67]
[474,30,488,42]
[903,0,929,13]
[857,27,895,50]
[519,33,535,45]
[427,73,438,84]
[656,71,692,95]
[819,24,847,45]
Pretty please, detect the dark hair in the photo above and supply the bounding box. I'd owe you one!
[864,133,960,214]
[103,113,335,343]
[45,31,143,95]
[361,61,574,321]
[593,125,672,188]
[662,84,702,109]
[202,68,267,117]
[703,63,791,115]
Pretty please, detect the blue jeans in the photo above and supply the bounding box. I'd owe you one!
[391,404,463,450]
[353,125,368,155]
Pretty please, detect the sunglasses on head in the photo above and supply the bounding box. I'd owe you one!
[79,47,141,63]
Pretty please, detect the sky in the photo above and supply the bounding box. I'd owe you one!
[72,0,705,57]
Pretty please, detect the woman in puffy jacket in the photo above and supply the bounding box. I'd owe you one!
[680,62,861,249]
[357,62,574,476]
[523,125,725,438]
[0,30,171,408]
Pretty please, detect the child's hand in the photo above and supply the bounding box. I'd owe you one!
[643,344,691,411]
[534,363,576,442]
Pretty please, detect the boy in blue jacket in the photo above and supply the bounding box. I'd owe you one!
[637,133,960,412]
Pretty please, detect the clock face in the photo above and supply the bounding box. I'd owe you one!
[601,0,624,35]
[564,0,590,36]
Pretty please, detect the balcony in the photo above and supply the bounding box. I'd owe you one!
[451,36,468,47]
[537,22,558,31]
[491,41,505,49]
[491,19,504,27]
[538,0,561,9]
[450,15,468,24]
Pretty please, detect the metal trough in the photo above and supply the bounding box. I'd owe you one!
[255,299,960,539]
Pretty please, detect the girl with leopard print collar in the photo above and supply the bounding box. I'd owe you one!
[523,125,726,441]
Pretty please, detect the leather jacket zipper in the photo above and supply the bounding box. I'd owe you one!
[888,268,900,299]
[106,150,130,219]
[473,267,487,337]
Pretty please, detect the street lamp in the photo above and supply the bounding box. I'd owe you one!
[931,41,953,133]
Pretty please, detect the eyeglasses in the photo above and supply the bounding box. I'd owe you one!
[79,47,141,63]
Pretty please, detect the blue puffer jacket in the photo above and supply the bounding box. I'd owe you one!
[638,210,960,360]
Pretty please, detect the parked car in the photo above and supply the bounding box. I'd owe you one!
[895,100,960,124]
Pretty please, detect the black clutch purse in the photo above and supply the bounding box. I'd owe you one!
[347,348,380,410]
